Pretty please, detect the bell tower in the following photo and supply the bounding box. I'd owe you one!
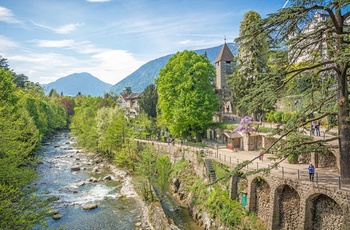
[215,39,235,121]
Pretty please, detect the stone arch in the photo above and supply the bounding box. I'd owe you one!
[249,176,271,222]
[272,184,301,230]
[304,193,344,230]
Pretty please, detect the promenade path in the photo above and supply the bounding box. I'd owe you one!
[200,123,350,191]
[150,123,350,191]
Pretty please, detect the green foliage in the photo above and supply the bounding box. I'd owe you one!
[95,106,129,157]
[282,112,292,124]
[230,11,278,117]
[139,84,158,118]
[0,185,48,229]
[113,140,138,171]
[257,126,273,133]
[213,161,230,185]
[266,110,275,122]
[205,186,265,229]
[155,155,172,194]
[132,112,153,139]
[0,68,68,229]
[156,50,220,140]
[273,111,284,124]
[172,159,189,174]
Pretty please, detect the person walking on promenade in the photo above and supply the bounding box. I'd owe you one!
[308,163,315,182]
[259,150,264,161]
[315,120,321,136]
[310,122,315,136]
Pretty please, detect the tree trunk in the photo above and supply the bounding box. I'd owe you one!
[337,64,350,179]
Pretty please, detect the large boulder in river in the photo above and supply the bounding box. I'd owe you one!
[82,203,98,210]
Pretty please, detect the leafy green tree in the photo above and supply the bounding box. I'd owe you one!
[139,84,158,118]
[135,145,158,201]
[156,50,219,140]
[155,155,172,195]
[70,104,98,150]
[97,92,120,108]
[230,11,274,118]
[13,73,29,88]
[96,106,129,157]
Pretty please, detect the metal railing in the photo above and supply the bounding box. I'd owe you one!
[201,148,349,190]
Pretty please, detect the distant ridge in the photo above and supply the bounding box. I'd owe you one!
[44,72,112,97]
[110,42,238,94]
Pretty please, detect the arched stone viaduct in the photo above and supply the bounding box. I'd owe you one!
[230,173,350,230]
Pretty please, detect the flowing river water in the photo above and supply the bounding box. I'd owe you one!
[34,132,143,229]
[33,131,201,230]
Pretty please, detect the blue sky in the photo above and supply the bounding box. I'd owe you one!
[0,0,287,85]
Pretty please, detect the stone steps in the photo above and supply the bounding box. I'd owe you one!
[204,159,217,182]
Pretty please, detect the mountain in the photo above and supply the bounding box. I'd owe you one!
[44,72,112,97]
[110,42,238,94]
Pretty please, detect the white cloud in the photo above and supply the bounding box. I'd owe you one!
[30,20,82,34]
[54,23,83,34]
[88,49,145,84]
[7,40,145,85]
[0,6,20,23]
[34,39,75,48]
[179,40,191,45]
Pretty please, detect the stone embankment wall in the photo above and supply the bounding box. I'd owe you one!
[141,140,350,230]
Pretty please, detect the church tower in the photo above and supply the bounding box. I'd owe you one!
[215,41,234,89]
[215,40,235,121]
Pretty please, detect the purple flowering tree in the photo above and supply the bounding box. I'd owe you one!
[233,116,256,134]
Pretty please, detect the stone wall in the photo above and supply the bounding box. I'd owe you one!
[242,173,350,230]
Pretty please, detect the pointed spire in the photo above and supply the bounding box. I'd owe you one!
[215,41,234,63]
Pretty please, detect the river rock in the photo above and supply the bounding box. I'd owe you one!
[103,175,112,180]
[82,203,98,210]
[76,181,85,187]
[47,209,59,215]
[71,165,81,171]
[92,166,99,173]
[89,177,98,183]
[52,214,63,220]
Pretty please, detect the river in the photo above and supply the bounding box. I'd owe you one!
[33,132,143,230]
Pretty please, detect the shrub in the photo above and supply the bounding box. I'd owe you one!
[274,111,284,124]
[282,112,292,124]
[266,111,275,122]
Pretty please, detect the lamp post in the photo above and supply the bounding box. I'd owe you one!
[216,134,220,143]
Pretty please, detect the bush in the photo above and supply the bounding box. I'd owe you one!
[282,112,292,124]
[266,111,275,122]
[274,111,284,124]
